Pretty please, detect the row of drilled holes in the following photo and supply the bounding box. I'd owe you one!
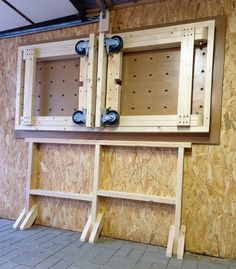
[37,93,78,98]
[38,79,78,84]
[37,108,77,112]
[39,64,79,71]
[131,87,204,94]
[129,105,204,110]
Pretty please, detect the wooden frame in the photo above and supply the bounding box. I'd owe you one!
[13,138,191,259]
[97,20,215,133]
[15,33,98,131]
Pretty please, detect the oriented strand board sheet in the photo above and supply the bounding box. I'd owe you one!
[100,146,177,197]
[37,144,94,193]
[100,198,175,245]
[34,196,90,232]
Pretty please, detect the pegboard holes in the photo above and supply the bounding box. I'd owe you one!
[75,79,78,82]
[133,75,136,78]
[164,89,168,92]
[50,66,53,70]
[62,80,65,83]
[38,95,40,98]
[38,81,41,84]
[74,93,77,96]
[39,67,42,71]
[164,106,167,109]
[75,64,79,67]
[147,107,151,110]
[149,73,152,77]
[166,72,169,76]
[166,55,170,59]
[150,57,153,60]
[202,52,206,56]
[61,108,64,111]
[62,94,64,97]
[131,107,135,110]
[50,80,53,83]
[200,87,204,91]
[148,90,152,93]
[199,105,203,108]
[74,108,77,111]
[132,91,136,94]
[49,108,52,112]
[63,65,66,68]
[49,94,52,97]
[134,59,137,62]
[201,70,205,73]
[37,109,40,112]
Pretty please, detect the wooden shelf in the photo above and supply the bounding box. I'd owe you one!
[29,189,92,202]
[97,190,176,205]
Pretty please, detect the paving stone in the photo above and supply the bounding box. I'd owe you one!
[167,257,183,268]
[50,259,74,269]
[105,256,137,269]
[128,248,145,262]
[70,263,102,269]
[141,251,169,266]
[123,241,147,250]
[12,253,49,267]
[134,261,153,269]
[150,264,166,269]
[15,265,33,269]
[35,256,62,269]
[115,245,133,257]
[1,248,24,261]
[198,261,228,269]
[0,261,19,269]
[183,260,198,269]
[91,253,111,265]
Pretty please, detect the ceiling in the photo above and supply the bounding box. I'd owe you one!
[0,0,160,35]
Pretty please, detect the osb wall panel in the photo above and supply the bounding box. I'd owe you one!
[34,197,90,232]
[0,0,235,259]
[100,146,177,196]
[37,144,94,194]
[100,198,174,245]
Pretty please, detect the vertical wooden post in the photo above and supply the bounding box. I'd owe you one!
[177,27,195,126]
[173,147,184,254]
[106,52,123,112]
[86,33,98,127]
[95,33,107,127]
[15,48,25,127]
[22,48,36,125]
[78,57,88,111]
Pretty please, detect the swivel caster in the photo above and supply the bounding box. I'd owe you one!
[104,35,123,54]
[101,109,119,125]
[72,110,86,125]
[75,40,89,56]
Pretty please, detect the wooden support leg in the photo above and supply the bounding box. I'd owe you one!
[166,225,175,257]
[80,214,92,242]
[89,212,104,243]
[13,208,26,229]
[177,225,186,260]
[20,205,37,230]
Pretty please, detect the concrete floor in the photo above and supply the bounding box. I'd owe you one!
[0,219,235,269]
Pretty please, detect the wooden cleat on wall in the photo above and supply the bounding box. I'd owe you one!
[19,205,38,230]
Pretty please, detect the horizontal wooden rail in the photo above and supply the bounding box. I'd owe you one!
[97,190,176,205]
[29,189,92,202]
[25,138,191,149]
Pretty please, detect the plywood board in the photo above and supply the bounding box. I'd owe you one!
[34,196,90,232]
[37,144,94,193]
[100,146,177,197]
[35,58,80,116]
[100,198,175,245]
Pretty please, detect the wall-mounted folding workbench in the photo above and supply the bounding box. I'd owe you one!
[13,15,226,260]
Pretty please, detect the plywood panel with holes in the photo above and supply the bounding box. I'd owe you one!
[35,59,80,116]
[100,198,175,245]
[34,196,90,232]
[100,146,177,197]
[120,48,180,115]
[37,144,94,193]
